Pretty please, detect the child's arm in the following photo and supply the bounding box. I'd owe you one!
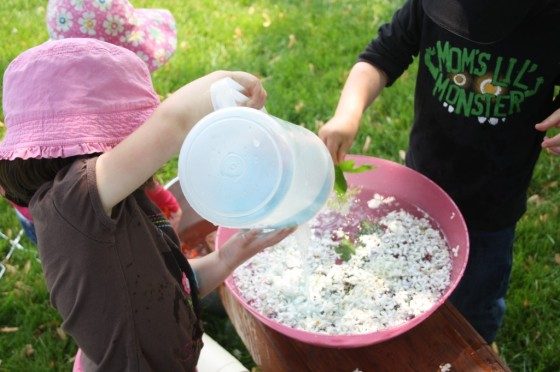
[319,62,388,164]
[189,227,296,297]
[95,71,266,214]
[320,0,421,164]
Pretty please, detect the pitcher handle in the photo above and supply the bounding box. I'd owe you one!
[210,77,267,112]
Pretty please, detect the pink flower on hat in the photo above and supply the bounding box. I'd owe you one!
[55,8,73,32]
[46,0,177,72]
[92,0,112,11]
[70,0,85,11]
[103,14,124,36]
[135,50,149,63]
[120,29,144,47]
[147,25,164,44]
[78,11,96,35]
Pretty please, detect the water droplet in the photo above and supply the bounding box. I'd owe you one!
[253,139,261,147]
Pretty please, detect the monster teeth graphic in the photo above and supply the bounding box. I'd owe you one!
[443,101,502,124]
[477,117,502,125]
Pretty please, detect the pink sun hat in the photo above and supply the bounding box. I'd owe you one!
[46,0,177,72]
[0,38,160,160]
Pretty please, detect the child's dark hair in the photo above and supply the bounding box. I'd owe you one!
[0,155,93,207]
[0,155,156,207]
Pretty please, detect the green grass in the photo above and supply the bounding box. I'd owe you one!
[1,0,559,371]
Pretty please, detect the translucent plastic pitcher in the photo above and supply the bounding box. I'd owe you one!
[178,80,334,229]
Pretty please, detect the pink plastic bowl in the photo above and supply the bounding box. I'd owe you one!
[216,155,469,348]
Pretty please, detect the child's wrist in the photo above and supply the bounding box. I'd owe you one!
[335,112,362,130]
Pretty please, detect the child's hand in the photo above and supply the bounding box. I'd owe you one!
[161,71,266,125]
[188,226,295,297]
[220,227,296,271]
[535,108,560,155]
[319,116,360,164]
[227,71,267,110]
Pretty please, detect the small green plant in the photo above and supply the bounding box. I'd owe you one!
[334,159,374,196]
[334,238,357,262]
[360,220,382,235]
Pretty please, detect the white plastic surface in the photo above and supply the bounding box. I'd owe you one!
[197,334,248,372]
[210,77,250,110]
[179,106,334,228]
[180,77,334,228]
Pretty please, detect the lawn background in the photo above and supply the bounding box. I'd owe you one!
[0,1,559,371]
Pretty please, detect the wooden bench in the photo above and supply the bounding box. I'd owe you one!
[218,286,510,372]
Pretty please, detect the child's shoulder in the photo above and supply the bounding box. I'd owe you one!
[30,155,116,238]
[53,157,94,191]
[30,157,95,210]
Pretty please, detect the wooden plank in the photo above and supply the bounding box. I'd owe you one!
[218,286,510,372]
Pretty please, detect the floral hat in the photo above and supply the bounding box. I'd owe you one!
[0,38,159,160]
[46,0,177,71]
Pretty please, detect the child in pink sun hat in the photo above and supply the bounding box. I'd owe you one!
[47,0,181,223]
[47,0,182,222]
[0,38,294,370]
[46,0,177,71]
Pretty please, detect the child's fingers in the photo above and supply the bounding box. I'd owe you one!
[337,141,351,164]
[229,71,259,88]
[233,227,294,253]
[542,134,560,154]
[237,229,261,242]
[323,137,340,164]
[258,88,268,108]
[542,134,560,147]
[246,86,267,109]
[535,108,560,131]
[256,84,267,107]
[253,227,296,247]
[225,71,262,105]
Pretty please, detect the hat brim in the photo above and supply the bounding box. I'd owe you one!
[0,106,156,160]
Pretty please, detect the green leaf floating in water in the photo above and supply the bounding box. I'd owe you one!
[334,165,348,195]
[338,159,374,173]
[360,220,382,235]
[334,159,374,196]
[331,160,376,262]
[335,238,356,262]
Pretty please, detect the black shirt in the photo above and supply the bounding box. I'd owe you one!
[359,0,560,230]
